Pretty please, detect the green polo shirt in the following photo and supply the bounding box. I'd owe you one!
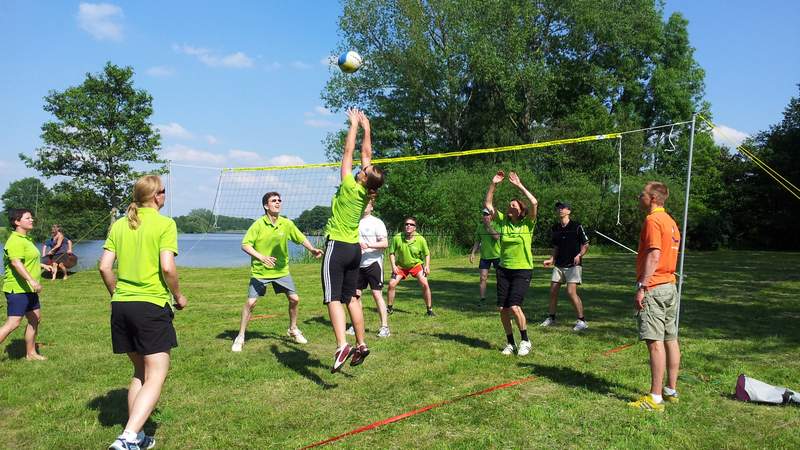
[3,231,41,293]
[474,223,501,260]
[103,208,179,306]
[389,232,429,269]
[243,215,307,279]
[325,174,368,243]
[496,211,536,270]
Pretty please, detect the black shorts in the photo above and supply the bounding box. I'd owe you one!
[111,301,178,355]
[321,240,362,304]
[478,258,500,270]
[357,262,384,291]
[496,266,532,308]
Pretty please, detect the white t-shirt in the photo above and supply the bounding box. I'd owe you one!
[359,215,388,268]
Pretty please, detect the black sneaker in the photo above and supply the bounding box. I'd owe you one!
[426,309,436,317]
[350,344,370,366]
[387,306,394,315]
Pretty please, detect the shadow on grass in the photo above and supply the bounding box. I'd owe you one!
[87,389,159,435]
[4,339,26,359]
[419,332,493,349]
[520,362,635,401]
[303,315,331,327]
[270,344,349,389]
[216,330,279,342]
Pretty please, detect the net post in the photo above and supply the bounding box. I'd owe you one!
[676,113,696,332]
[210,169,225,230]
[167,159,173,218]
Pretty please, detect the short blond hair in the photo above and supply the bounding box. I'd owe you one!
[645,181,669,205]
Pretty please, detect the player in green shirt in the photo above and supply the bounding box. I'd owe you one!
[231,191,323,352]
[469,208,501,304]
[99,175,187,450]
[484,170,538,357]
[322,108,385,373]
[387,216,434,316]
[0,208,46,361]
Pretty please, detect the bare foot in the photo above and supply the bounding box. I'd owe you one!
[26,353,47,361]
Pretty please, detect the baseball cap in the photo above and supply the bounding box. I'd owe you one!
[555,201,572,210]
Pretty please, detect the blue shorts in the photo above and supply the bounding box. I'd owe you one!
[5,292,41,317]
[478,258,500,270]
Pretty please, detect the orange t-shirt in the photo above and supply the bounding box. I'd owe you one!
[636,208,681,288]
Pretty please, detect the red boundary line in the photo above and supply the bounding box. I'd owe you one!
[300,376,537,449]
[301,341,636,448]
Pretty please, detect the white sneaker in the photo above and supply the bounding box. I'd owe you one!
[377,326,391,338]
[231,335,244,352]
[540,317,555,327]
[287,328,308,344]
[345,325,355,335]
[573,320,588,332]
[517,340,532,356]
[501,344,516,355]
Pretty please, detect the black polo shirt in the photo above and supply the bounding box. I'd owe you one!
[551,220,589,267]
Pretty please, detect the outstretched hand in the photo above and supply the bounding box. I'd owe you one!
[508,171,522,187]
[492,171,505,184]
[347,108,361,127]
[357,110,370,128]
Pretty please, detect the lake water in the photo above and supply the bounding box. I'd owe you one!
[0,233,320,271]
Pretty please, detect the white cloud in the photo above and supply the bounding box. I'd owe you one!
[304,119,337,128]
[321,55,337,66]
[205,135,218,145]
[267,155,306,166]
[289,60,311,70]
[162,144,225,164]
[314,106,333,116]
[228,149,264,164]
[146,66,174,77]
[156,122,194,140]
[712,124,750,148]
[77,3,123,41]
[173,44,254,69]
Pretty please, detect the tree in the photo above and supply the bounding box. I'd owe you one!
[1,177,53,240]
[20,62,163,219]
[294,206,332,234]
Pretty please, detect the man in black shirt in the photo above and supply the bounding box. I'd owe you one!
[541,201,589,331]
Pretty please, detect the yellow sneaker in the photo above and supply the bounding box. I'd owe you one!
[628,395,665,412]
[663,391,679,403]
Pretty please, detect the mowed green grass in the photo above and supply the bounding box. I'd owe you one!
[0,251,798,449]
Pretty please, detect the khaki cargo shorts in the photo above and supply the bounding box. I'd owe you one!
[637,283,678,341]
[551,265,582,284]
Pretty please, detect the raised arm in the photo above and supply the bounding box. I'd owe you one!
[358,111,372,168]
[508,172,538,219]
[484,171,505,215]
[341,108,361,180]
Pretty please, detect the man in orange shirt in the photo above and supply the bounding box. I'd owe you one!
[628,181,682,412]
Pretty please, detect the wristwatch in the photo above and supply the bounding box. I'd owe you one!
[634,282,645,291]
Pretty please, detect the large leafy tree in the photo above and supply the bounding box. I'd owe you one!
[322,0,722,248]
[20,62,163,217]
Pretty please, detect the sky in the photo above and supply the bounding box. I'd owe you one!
[0,1,798,217]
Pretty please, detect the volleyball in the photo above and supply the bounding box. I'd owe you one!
[337,51,362,73]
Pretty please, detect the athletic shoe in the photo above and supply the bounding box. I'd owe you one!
[350,344,371,366]
[137,433,155,450]
[345,325,355,335]
[573,320,588,332]
[501,344,516,355]
[287,328,308,344]
[663,391,679,403]
[331,344,352,373]
[517,340,532,356]
[109,438,141,450]
[426,309,436,317]
[231,336,244,352]
[386,306,393,315]
[539,317,556,327]
[377,326,391,338]
[628,395,665,412]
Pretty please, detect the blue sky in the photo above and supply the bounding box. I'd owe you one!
[0,1,797,216]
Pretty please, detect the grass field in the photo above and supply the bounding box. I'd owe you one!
[1,251,798,449]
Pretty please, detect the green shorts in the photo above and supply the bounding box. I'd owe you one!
[636,283,678,341]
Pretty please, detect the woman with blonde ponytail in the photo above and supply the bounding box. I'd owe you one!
[99,175,188,450]
[322,108,384,373]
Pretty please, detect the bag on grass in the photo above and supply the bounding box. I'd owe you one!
[735,374,800,405]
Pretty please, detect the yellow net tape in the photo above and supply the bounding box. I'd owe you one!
[698,114,800,200]
[224,132,621,172]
